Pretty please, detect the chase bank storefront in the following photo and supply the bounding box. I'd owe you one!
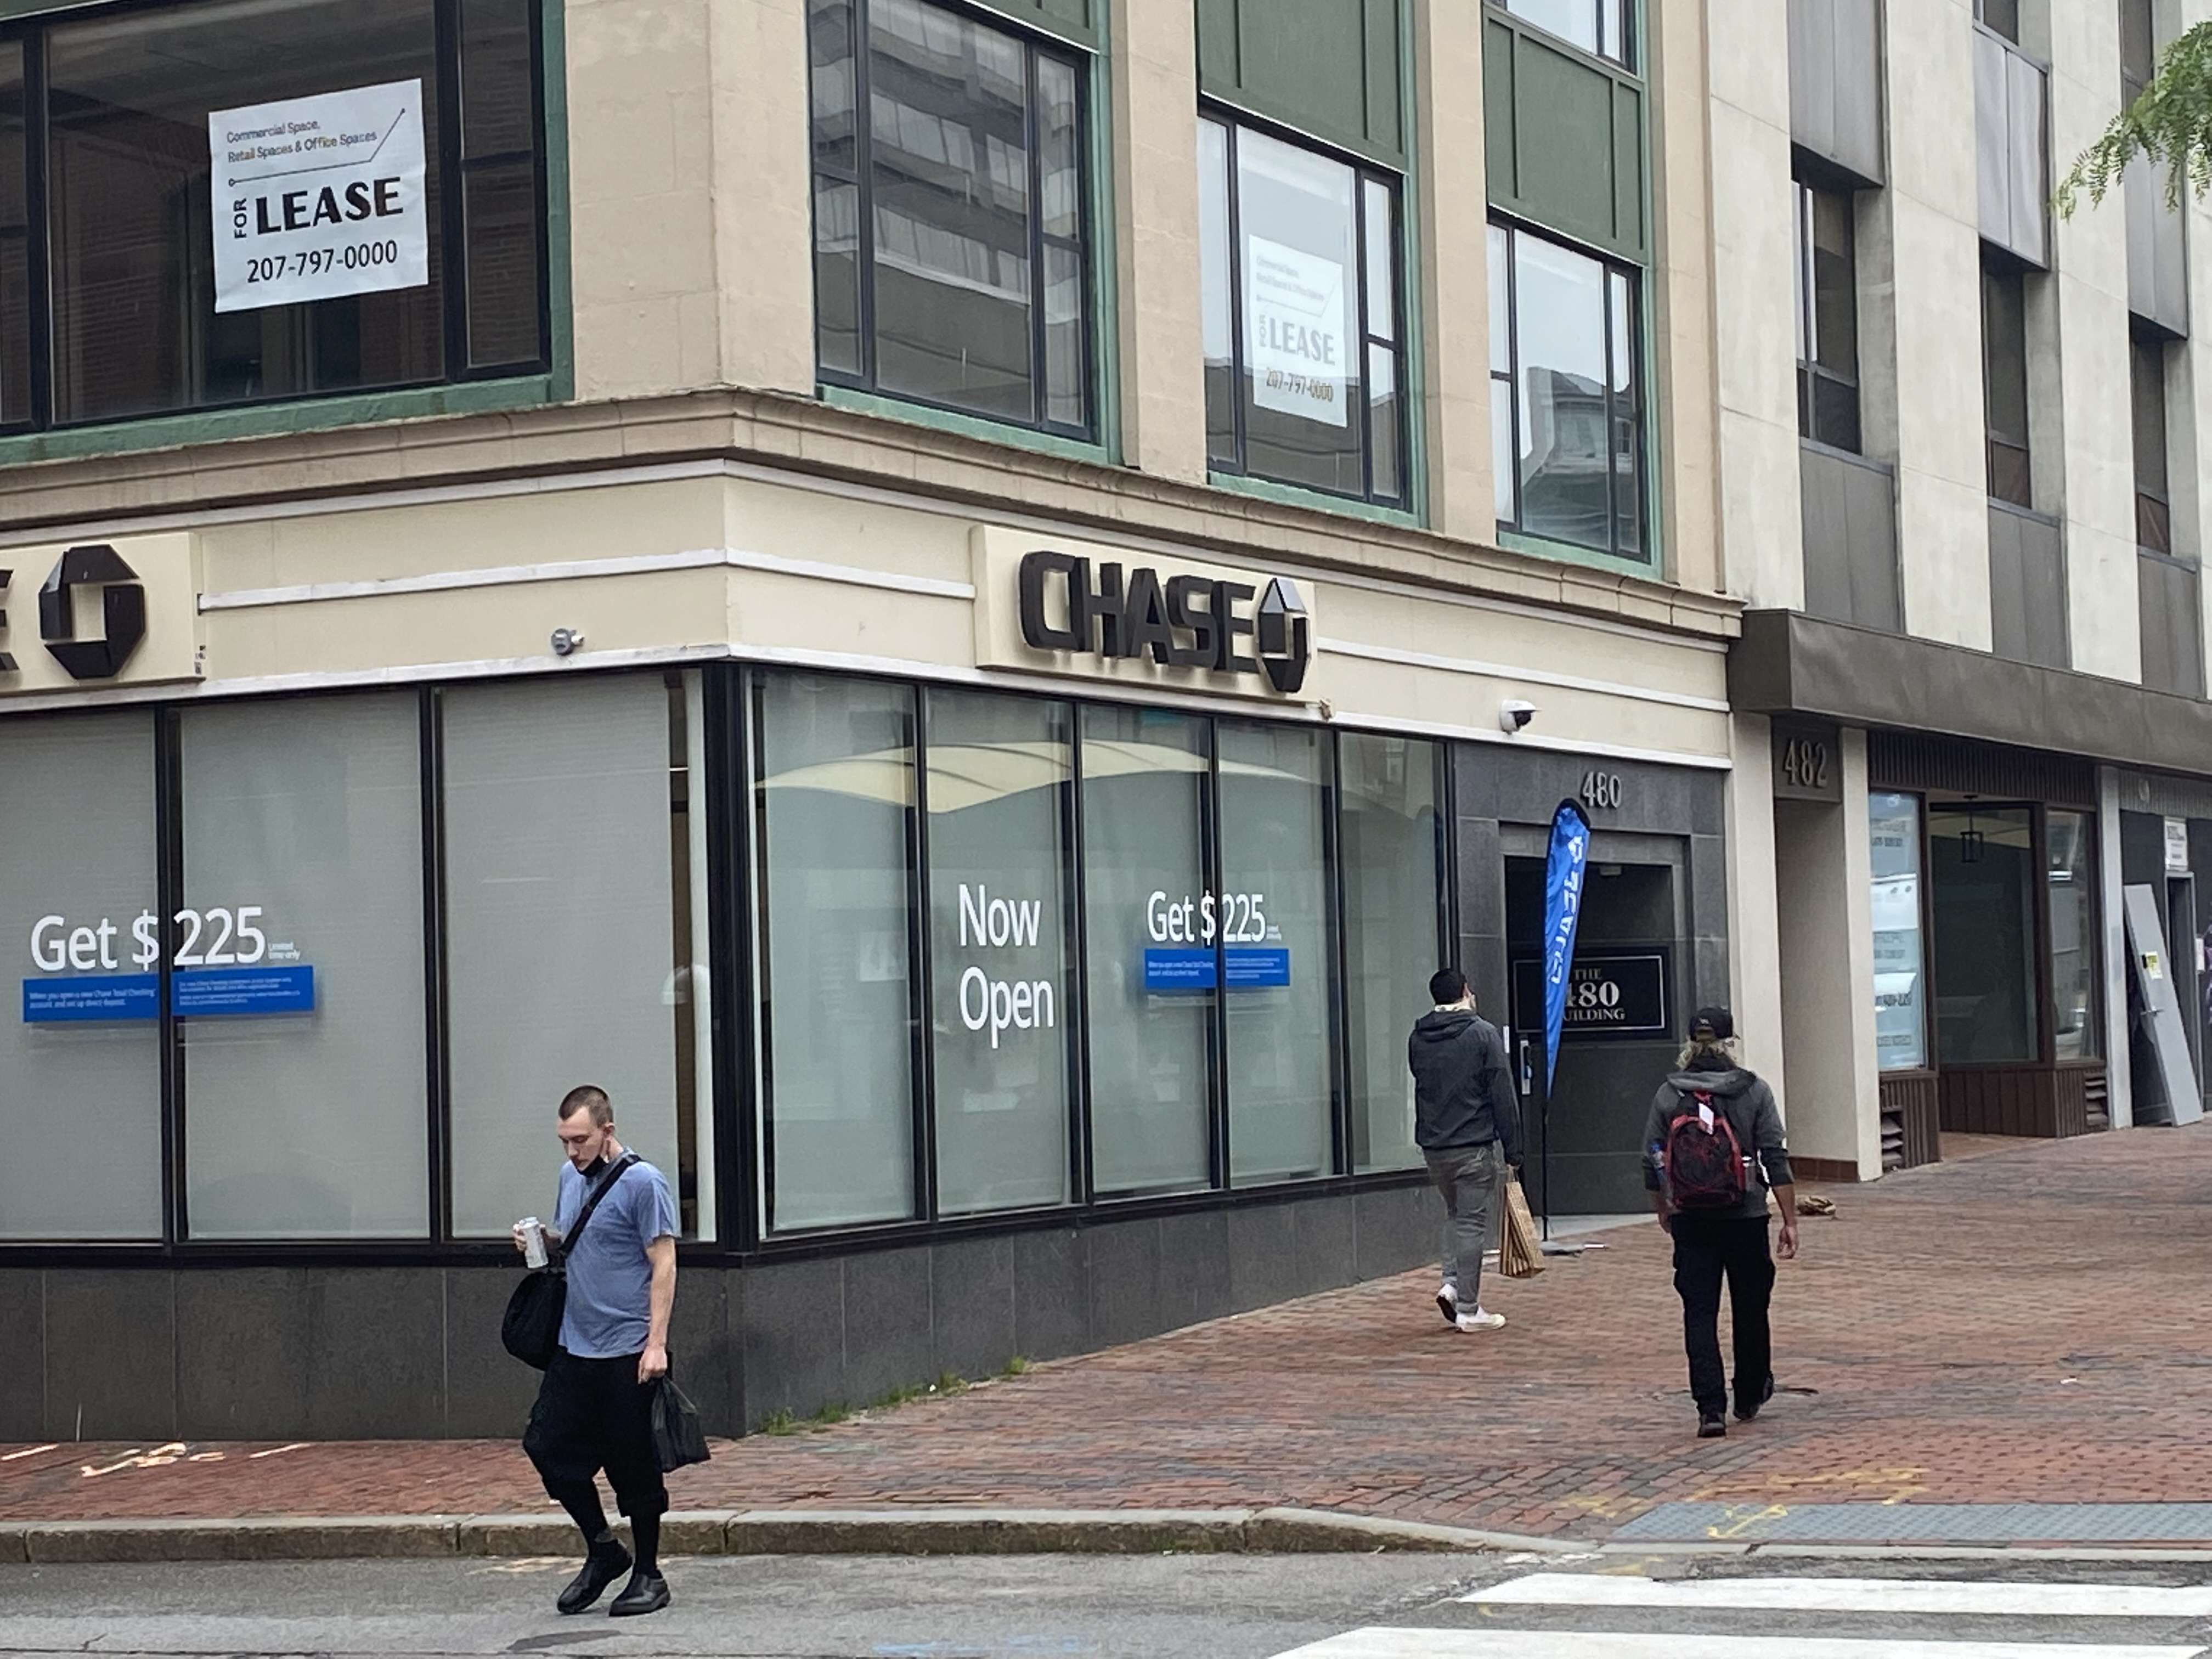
[0,467,1736,1441]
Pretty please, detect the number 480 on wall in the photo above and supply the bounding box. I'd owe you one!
[1579,770,1623,811]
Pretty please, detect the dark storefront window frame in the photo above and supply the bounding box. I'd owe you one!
[0,0,555,440]
[0,664,1455,1266]
[807,0,1100,444]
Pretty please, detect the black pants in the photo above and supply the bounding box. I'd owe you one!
[1670,1214,1774,1419]
[523,1348,668,1520]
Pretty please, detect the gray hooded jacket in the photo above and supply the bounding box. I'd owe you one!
[1640,1062,1792,1222]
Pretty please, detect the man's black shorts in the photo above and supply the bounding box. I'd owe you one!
[523,1348,668,1518]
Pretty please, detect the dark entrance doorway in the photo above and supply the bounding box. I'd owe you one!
[1505,838,1686,1217]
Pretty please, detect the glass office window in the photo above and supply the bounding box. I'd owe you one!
[1982,262,2032,507]
[2047,809,2099,1060]
[24,0,545,431]
[0,43,26,427]
[1795,182,1861,452]
[1221,721,1335,1185]
[180,696,428,1239]
[1867,791,1927,1071]
[1342,733,1440,1170]
[1929,806,2039,1064]
[2132,338,2173,555]
[1491,221,1645,561]
[444,674,710,1240]
[1497,0,1633,67]
[0,714,162,1240]
[808,0,1093,437]
[1083,705,1214,1196]
[753,673,920,1231]
[926,690,1076,1215]
[1200,115,1406,506]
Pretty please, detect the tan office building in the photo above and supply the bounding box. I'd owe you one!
[2,0,1780,1439]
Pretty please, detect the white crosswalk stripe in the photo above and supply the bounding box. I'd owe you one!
[1464,1572,2212,1618]
[1272,1638,2204,1659]
[1267,1571,2212,1659]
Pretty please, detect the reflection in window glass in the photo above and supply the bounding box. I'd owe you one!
[444,675,710,1240]
[1222,722,1334,1185]
[1795,182,1861,452]
[181,696,427,1239]
[809,0,1092,436]
[927,691,1076,1215]
[1929,806,2039,1064]
[2132,338,2172,555]
[1500,0,1633,68]
[1342,733,1441,1172]
[1867,792,1927,1071]
[2047,810,2098,1060]
[0,715,162,1239]
[0,42,25,427]
[1490,221,1644,560]
[1982,262,2032,506]
[1199,114,1406,506]
[754,673,919,1231]
[1084,706,1214,1197]
[37,0,543,427]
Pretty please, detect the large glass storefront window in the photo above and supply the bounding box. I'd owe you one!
[926,690,1076,1215]
[180,696,428,1239]
[1867,792,1927,1071]
[1,714,162,1239]
[752,674,921,1231]
[2047,809,2100,1061]
[0,0,547,433]
[1082,704,1215,1197]
[1342,733,1440,1170]
[1929,806,2039,1064]
[444,675,712,1240]
[1221,721,1335,1184]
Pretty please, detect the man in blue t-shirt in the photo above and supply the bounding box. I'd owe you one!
[514,1085,680,1618]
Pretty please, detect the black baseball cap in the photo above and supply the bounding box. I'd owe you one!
[1690,1006,1735,1042]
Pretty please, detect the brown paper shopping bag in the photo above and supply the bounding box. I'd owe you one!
[1500,1175,1545,1279]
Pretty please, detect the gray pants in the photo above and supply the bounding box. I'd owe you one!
[1426,1142,1503,1307]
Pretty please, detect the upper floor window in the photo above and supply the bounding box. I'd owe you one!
[0,0,548,433]
[2121,0,2154,98]
[809,0,1094,439]
[1974,0,2020,43]
[1494,0,1633,70]
[1488,219,1645,562]
[1980,260,2032,507]
[1795,182,1860,453]
[1199,114,1406,507]
[2132,336,2172,555]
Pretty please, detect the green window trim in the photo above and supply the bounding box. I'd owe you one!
[821,384,1115,466]
[1196,0,1404,167]
[1207,468,1423,531]
[0,0,574,459]
[966,0,1099,49]
[1496,525,1660,580]
[1483,5,1648,266]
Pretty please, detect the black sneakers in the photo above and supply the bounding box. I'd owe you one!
[1697,1413,1728,1439]
[556,1541,632,1615]
[1735,1373,1777,1423]
[610,1568,673,1617]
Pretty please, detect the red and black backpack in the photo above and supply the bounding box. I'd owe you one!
[1664,1092,1747,1210]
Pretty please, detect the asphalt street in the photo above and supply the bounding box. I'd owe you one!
[7,1552,2212,1658]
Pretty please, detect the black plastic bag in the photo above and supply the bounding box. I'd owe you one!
[651,1375,712,1472]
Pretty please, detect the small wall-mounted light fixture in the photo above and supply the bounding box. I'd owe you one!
[550,628,586,657]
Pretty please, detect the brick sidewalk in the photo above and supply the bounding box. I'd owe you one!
[7,1128,2211,1541]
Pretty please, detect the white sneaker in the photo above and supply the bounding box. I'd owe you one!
[1435,1283,1459,1326]
[1455,1307,1506,1333]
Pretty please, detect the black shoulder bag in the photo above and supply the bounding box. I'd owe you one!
[501,1153,639,1369]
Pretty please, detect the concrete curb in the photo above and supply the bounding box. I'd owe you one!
[0,1507,1585,1564]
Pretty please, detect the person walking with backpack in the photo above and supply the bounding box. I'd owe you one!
[1643,1007,1797,1440]
[1409,967,1525,1333]
[512,1085,680,1617]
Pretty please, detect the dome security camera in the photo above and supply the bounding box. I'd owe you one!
[1499,699,1538,735]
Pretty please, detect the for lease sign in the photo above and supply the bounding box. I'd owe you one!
[210,80,429,314]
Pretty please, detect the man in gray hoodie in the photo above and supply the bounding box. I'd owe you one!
[1408,967,1524,1333]
[1641,1006,1797,1440]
